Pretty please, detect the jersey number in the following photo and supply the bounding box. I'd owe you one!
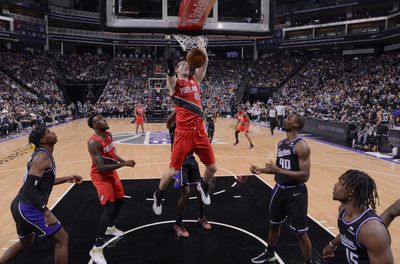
[346,248,359,264]
[279,158,291,170]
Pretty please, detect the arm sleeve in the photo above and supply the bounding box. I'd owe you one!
[165,42,176,77]
[21,174,48,213]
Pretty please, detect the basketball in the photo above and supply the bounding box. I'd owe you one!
[186,48,207,68]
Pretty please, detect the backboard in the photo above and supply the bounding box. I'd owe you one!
[100,0,273,36]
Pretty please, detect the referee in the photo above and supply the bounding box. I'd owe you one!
[269,105,277,135]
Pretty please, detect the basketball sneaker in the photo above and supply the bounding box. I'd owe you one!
[251,249,276,263]
[249,143,254,149]
[198,216,211,230]
[233,140,239,146]
[152,191,162,215]
[196,181,211,205]
[89,246,107,264]
[105,226,124,237]
[173,223,189,238]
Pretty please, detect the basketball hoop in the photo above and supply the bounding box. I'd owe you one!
[170,34,208,52]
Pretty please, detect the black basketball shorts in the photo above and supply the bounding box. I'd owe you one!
[269,183,309,233]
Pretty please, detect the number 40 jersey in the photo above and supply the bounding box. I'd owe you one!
[275,137,304,186]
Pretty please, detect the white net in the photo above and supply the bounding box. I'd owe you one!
[171,34,208,52]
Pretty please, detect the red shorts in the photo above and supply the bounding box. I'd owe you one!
[236,123,250,133]
[135,116,144,125]
[170,126,216,170]
[91,173,124,205]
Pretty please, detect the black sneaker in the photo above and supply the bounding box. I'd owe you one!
[249,144,254,149]
[251,249,276,263]
[196,181,211,205]
[233,141,239,146]
[152,191,162,215]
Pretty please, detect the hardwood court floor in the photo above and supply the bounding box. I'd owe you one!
[0,118,399,261]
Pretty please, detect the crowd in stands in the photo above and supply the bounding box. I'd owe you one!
[1,50,399,154]
[280,53,400,125]
[249,54,307,90]
[94,58,157,118]
[0,52,63,104]
[56,54,110,82]
[242,52,400,150]
[0,71,71,137]
[201,60,251,115]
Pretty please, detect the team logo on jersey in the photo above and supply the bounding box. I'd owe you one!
[277,149,291,157]
[340,234,357,250]
[103,143,115,153]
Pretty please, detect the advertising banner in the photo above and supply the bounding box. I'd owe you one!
[302,118,350,142]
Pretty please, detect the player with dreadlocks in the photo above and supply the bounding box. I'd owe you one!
[0,126,83,264]
[323,169,393,264]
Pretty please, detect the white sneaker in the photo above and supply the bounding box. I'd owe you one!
[89,246,107,264]
[196,182,211,205]
[251,249,276,263]
[105,226,124,237]
[152,192,162,215]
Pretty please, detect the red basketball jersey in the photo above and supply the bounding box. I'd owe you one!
[237,111,248,124]
[173,77,203,129]
[89,132,118,180]
[135,107,143,117]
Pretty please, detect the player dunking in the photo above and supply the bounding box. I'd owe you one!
[323,170,393,263]
[250,114,312,264]
[167,111,211,237]
[152,41,217,215]
[234,106,254,149]
[87,114,136,264]
[134,102,145,134]
[0,126,82,264]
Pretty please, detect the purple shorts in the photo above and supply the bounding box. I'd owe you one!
[11,198,62,238]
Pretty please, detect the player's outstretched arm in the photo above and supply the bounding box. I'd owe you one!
[359,220,393,264]
[165,40,177,96]
[194,47,209,84]
[88,139,132,173]
[109,132,135,165]
[54,175,83,185]
[23,153,52,212]
[381,199,400,227]
[243,113,250,125]
[322,234,341,259]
